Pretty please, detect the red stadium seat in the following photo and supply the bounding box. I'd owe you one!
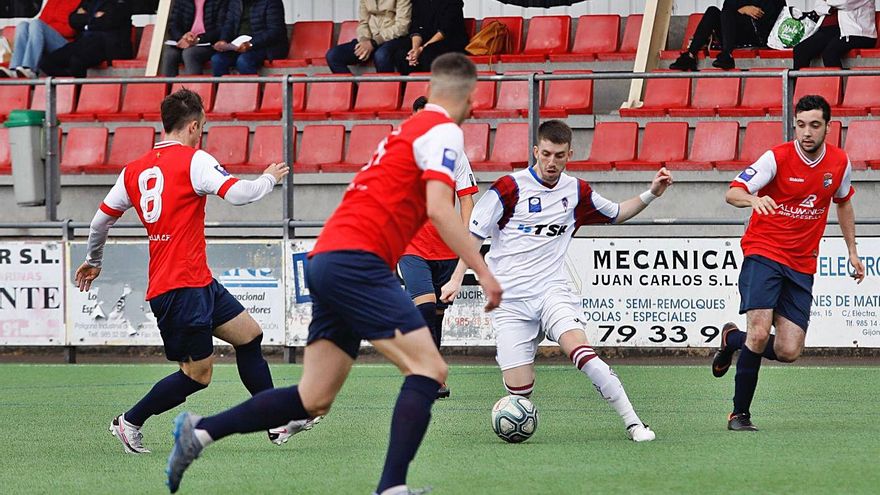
[1,25,14,46]
[237,74,307,120]
[549,15,619,62]
[619,74,690,117]
[296,75,353,120]
[596,14,642,61]
[464,18,477,39]
[171,79,215,112]
[331,74,401,119]
[568,122,638,171]
[470,72,497,113]
[668,71,740,117]
[616,122,688,170]
[271,21,334,67]
[792,69,842,108]
[337,20,358,45]
[462,123,490,164]
[104,126,155,172]
[377,73,430,119]
[61,127,108,173]
[324,124,391,172]
[0,85,31,120]
[98,81,167,121]
[826,120,841,148]
[473,123,528,171]
[60,82,121,122]
[833,70,880,116]
[666,121,739,170]
[716,121,783,170]
[469,17,523,63]
[472,71,542,119]
[114,24,154,69]
[661,13,702,59]
[541,70,593,117]
[205,126,249,167]
[844,120,880,169]
[501,15,570,63]
[31,84,77,115]
[0,128,10,174]
[208,78,260,120]
[295,125,344,173]
[227,125,286,174]
[717,68,782,117]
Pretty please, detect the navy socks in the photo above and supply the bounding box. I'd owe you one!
[125,370,207,427]
[377,375,440,494]
[416,302,438,350]
[197,385,309,441]
[234,334,274,395]
[733,344,762,415]
[727,329,778,361]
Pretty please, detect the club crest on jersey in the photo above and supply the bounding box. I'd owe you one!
[214,164,231,177]
[441,149,457,172]
[528,197,542,212]
[561,197,569,211]
[738,167,757,182]
[823,173,833,188]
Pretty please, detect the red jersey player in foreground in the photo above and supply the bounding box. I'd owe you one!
[74,89,297,454]
[711,95,865,431]
[165,53,502,495]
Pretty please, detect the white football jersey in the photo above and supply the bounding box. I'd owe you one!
[470,168,619,301]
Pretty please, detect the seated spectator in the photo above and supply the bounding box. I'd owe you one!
[393,0,467,75]
[670,0,784,71]
[210,0,287,76]
[326,0,411,74]
[793,0,877,70]
[39,0,132,78]
[160,0,229,76]
[0,0,80,78]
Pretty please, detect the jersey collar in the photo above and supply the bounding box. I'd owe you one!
[423,103,451,118]
[154,140,183,149]
[793,140,825,168]
[528,165,558,189]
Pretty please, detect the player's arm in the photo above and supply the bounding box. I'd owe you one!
[75,172,132,291]
[190,149,288,205]
[725,151,778,214]
[834,161,864,283]
[614,167,673,224]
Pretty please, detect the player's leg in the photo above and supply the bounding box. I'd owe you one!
[770,266,813,363]
[431,258,460,399]
[501,364,536,398]
[399,255,439,348]
[494,301,541,399]
[371,327,448,495]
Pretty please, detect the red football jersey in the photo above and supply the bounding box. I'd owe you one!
[99,141,240,299]
[731,141,854,274]
[311,104,461,268]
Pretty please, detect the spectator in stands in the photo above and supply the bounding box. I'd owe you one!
[160,0,230,76]
[793,0,877,70]
[210,0,287,76]
[0,0,80,78]
[393,0,467,75]
[39,0,133,78]
[670,0,785,71]
[326,0,412,74]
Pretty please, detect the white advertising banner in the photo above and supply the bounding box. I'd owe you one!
[286,237,880,348]
[67,241,286,346]
[0,242,66,345]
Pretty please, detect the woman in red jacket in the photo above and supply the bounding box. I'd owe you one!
[0,0,80,78]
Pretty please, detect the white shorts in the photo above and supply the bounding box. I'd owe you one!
[492,287,583,370]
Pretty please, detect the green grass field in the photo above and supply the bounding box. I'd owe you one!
[1,363,878,494]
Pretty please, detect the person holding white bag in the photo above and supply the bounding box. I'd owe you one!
[792,0,877,70]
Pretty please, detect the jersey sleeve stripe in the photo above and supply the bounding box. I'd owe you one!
[833,185,855,204]
[574,179,614,227]
[490,175,519,230]
[729,181,749,192]
[456,185,479,197]
[99,202,125,218]
[217,177,240,199]
[422,169,456,188]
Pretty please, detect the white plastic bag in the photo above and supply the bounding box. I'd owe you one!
[767,7,824,50]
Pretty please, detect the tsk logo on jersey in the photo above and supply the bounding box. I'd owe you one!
[738,167,757,182]
[516,223,568,236]
[823,173,833,188]
[528,197,542,212]
[441,149,457,172]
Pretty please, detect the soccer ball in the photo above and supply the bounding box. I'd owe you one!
[491,395,538,443]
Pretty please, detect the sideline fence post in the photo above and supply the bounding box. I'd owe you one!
[782,69,793,142]
[528,73,539,167]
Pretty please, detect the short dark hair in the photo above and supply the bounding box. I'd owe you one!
[430,52,477,80]
[161,89,204,133]
[795,94,831,123]
[537,120,572,146]
[412,96,428,112]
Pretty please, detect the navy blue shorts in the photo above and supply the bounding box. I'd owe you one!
[149,279,245,362]
[738,255,813,331]
[398,255,458,310]
[306,251,428,359]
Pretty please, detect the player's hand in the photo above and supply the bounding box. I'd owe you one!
[738,6,764,19]
[749,195,778,215]
[440,277,462,304]
[74,262,101,292]
[649,167,673,196]
[850,253,865,284]
[263,162,289,183]
[478,272,503,312]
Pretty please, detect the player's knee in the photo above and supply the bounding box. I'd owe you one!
[428,359,449,384]
[745,331,770,351]
[185,366,213,386]
[775,347,801,363]
[303,396,334,417]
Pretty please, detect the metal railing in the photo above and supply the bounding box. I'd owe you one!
[2,67,877,223]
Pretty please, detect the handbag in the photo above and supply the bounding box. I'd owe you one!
[767,7,824,50]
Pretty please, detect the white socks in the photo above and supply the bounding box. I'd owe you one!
[577,353,642,427]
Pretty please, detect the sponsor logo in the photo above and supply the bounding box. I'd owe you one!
[214,164,231,176]
[516,223,568,236]
[528,197,542,212]
[788,177,804,183]
[219,268,279,288]
[737,167,757,182]
[823,173,833,188]
[441,149,457,172]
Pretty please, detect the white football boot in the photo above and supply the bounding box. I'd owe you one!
[268,415,324,445]
[626,423,656,442]
[109,414,151,453]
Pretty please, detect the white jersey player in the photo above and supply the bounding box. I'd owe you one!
[444,120,673,442]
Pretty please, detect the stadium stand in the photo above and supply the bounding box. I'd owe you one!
[296,74,353,120]
[294,124,345,173]
[549,15,619,62]
[540,70,593,117]
[205,126,250,167]
[0,85,30,121]
[60,127,108,173]
[844,120,880,169]
[500,15,570,63]
[270,20,334,68]
[716,121,783,170]
[667,71,740,117]
[567,121,638,171]
[472,122,529,171]
[104,127,156,172]
[113,24,154,69]
[208,78,261,120]
[666,121,739,171]
[615,121,688,170]
[596,14,641,61]
[99,81,167,121]
[462,123,490,165]
[619,73,691,117]
[171,79,216,113]
[323,124,392,172]
[60,82,122,122]
[331,74,401,120]
[0,128,10,174]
